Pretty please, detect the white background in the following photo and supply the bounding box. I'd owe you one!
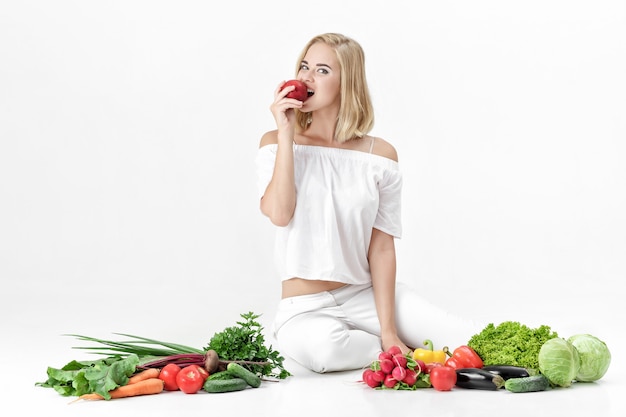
[1,1,624,415]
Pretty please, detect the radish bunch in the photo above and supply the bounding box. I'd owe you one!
[362,346,423,390]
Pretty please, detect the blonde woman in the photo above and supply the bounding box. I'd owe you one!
[257,33,480,373]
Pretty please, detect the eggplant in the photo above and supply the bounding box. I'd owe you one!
[482,365,530,380]
[455,368,505,390]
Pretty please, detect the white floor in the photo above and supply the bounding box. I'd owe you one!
[3,292,624,417]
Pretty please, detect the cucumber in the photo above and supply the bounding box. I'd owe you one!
[203,377,248,393]
[226,362,262,388]
[207,370,235,381]
[505,375,550,393]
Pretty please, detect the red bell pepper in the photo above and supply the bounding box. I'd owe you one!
[444,345,484,369]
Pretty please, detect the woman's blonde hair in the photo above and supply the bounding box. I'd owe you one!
[295,33,374,143]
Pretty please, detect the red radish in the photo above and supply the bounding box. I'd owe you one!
[403,368,418,386]
[383,373,397,388]
[362,369,380,388]
[393,354,408,369]
[392,366,407,382]
[379,359,394,374]
[280,79,308,101]
[378,351,393,361]
[372,370,386,382]
[387,346,402,356]
[414,359,427,374]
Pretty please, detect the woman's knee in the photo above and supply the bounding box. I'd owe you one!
[278,322,380,373]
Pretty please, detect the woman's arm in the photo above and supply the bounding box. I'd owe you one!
[369,227,411,354]
[259,82,303,226]
[259,130,296,226]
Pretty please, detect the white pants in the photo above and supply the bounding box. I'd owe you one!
[272,282,485,373]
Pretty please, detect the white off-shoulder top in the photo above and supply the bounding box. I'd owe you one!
[256,143,402,285]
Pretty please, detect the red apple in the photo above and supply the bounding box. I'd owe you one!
[281,79,308,101]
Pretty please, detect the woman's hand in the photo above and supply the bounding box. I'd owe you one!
[382,333,411,356]
[270,81,303,142]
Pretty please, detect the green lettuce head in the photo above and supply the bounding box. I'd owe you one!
[567,334,611,382]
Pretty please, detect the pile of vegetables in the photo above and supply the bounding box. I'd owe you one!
[36,312,291,400]
[466,321,611,389]
[359,321,611,394]
[39,312,612,400]
[361,345,430,390]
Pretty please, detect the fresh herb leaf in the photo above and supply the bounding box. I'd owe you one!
[36,354,139,399]
[206,312,291,379]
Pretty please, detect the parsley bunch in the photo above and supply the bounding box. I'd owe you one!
[206,312,291,379]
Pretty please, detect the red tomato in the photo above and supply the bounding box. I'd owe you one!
[176,365,206,394]
[280,79,308,101]
[426,362,443,374]
[159,363,181,391]
[430,366,457,391]
[195,365,209,381]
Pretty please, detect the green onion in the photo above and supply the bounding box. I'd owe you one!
[65,333,205,357]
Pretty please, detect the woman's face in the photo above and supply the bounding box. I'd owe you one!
[298,42,341,112]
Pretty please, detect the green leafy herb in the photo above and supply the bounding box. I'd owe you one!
[467,321,559,371]
[36,355,139,399]
[206,312,291,379]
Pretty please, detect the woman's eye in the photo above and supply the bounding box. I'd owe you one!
[317,68,328,74]
[299,63,309,70]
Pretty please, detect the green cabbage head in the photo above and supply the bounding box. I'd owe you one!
[567,334,611,382]
[538,338,580,387]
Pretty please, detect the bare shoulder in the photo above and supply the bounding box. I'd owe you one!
[259,130,278,148]
[370,136,399,162]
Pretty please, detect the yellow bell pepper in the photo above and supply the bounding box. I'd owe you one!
[412,339,447,364]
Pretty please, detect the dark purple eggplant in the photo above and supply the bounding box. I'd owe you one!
[482,365,530,380]
[455,368,505,390]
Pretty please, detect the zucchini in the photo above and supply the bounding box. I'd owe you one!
[483,365,531,380]
[455,368,505,390]
[505,375,550,393]
[203,377,248,393]
[226,362,262,388]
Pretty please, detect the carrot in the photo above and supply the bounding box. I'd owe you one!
[128,368,160,385]
[73,378,164,402]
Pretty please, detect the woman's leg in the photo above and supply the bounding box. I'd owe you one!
[272,287,383,373]
[275,310,381,373]
[393,282,487,350]
[340,282,486,351]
